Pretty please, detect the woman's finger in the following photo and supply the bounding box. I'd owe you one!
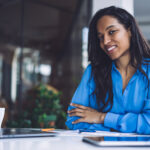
[72,118,86,124]
[69,112,84,117]
[68,108,84,114]
[70,103,89,110]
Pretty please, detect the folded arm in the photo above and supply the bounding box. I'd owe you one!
[65,65,110,131]
[66,102,150,134]
[68,103,106,124]
[66,104,109,131]
[104,99,150,134]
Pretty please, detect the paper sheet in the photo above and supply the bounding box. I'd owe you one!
[53,129,150,137]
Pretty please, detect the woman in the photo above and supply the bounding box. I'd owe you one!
[66,6,150,134]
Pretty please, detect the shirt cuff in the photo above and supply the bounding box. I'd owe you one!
[104,112,120,130]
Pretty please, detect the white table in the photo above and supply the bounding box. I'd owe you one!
[0,129,150,150]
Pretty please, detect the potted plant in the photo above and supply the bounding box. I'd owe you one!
[6,84,66,129]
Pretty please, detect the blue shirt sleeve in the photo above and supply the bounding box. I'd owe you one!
[104,99,150,134]
[65,65,110,131]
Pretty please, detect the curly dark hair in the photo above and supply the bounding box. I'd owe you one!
[88,6,150,112]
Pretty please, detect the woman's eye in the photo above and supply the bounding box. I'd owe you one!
[109,30,116,35]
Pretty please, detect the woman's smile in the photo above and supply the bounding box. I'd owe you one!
[105,45,117,54]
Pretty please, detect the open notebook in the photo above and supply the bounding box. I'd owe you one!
[0,128,57,138]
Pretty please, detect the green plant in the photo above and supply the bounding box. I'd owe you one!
[7,84,66,128]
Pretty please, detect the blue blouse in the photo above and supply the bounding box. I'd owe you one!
[66,60,150,134]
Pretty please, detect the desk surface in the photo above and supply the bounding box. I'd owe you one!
[0,129,150,150]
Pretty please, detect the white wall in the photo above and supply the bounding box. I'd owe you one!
[134,0,150,40]
[92,0,134,16]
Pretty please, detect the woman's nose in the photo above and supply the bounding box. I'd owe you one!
[104,35,111,45]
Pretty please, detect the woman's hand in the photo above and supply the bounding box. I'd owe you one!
[68,103,106,124]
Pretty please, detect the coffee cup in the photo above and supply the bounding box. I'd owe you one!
[0,108,5,128]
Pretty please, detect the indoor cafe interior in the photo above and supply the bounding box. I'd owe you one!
[0,0,150,130]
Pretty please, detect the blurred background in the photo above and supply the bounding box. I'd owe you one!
[0,0,150,129]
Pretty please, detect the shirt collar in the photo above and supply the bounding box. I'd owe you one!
[112,61,118,72]
[112,60,147,73]
[141,58,150,72]
[111,61,138,83]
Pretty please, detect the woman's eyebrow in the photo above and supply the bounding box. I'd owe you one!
[105,25,115,31]
[97,25,115,36]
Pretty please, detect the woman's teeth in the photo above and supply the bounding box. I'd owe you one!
[107,46,116,51]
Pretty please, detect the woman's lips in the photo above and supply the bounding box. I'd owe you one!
[106,45,117,54]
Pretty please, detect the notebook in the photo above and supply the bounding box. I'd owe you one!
[82,136,150,147]
[0,128,57,138]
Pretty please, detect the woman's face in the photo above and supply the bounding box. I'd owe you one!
[96,15,131,60]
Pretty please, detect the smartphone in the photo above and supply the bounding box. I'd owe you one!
[82,136,150,147]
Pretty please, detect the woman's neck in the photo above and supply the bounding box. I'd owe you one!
[115,53,136,92]
[115,53,132,74]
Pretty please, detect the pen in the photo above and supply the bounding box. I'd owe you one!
[78,129,96,133]
[41,128,55,132]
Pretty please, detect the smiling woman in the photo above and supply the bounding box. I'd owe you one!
[66,6,150,134]
[96,15,131,61]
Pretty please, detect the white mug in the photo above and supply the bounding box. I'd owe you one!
[0,108,5,128]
